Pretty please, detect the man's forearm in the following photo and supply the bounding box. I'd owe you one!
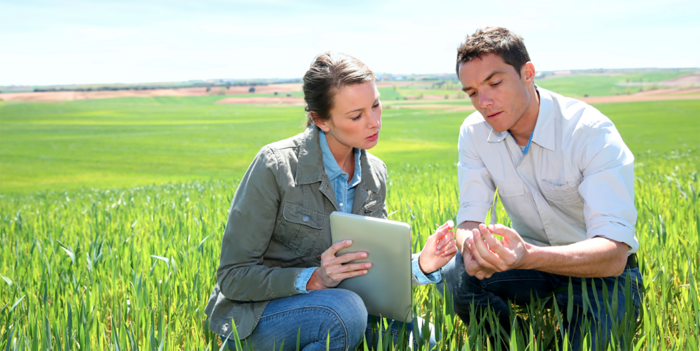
[520,237,630,277]
[456,221,481,252]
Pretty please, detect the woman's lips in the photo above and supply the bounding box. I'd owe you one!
[366,132,379,141]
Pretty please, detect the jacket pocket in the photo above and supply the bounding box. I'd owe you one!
[540,178,582,205]
[283,201,324,229]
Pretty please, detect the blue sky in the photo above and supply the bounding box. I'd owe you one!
[1,0,698,85]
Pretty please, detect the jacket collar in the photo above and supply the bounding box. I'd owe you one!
[295,126,381,194]
[486,86,556,152]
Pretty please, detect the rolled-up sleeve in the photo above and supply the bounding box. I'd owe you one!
[216,146,306,302]
[457,123,496,226]
[578,121,639,253]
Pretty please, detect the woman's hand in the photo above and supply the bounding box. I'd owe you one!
[418,220,457,274]
[306,240,372,291]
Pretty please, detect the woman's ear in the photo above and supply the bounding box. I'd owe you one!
[311,112,331,132]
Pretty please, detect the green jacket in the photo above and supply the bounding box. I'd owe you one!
[205,126,388,339]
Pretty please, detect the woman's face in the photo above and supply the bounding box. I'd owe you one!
[315,80,382,150]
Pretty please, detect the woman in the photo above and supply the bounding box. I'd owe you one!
[204,52,457,351]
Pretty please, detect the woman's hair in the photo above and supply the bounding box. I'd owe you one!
[303,52,376,127]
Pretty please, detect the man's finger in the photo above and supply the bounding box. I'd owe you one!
[480,225,515,262]
[471,229,502,271]
[488,224,520,240]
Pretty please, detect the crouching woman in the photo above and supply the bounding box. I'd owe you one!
[204,52,456,351]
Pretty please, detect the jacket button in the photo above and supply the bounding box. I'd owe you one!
[302,215,310,222]
[316,256,322,262]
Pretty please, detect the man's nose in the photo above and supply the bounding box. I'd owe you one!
[478,92,493,109]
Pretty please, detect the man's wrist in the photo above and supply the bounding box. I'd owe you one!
[518,243,538,270]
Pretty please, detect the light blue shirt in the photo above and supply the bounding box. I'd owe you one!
[295,130,440,293]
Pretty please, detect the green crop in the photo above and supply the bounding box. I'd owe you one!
[1,98,699,349]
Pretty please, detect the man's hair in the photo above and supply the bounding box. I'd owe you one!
[303,52,375,127]
[455,27,531,77]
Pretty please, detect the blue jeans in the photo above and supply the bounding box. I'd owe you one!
[222,289,435,351]
[442,252,643,351]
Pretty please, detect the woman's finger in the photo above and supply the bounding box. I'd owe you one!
[333,251,368,265]
[321,240,353,260]
[327,262,372,277]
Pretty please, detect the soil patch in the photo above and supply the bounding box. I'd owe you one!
[0,83,302,103]
[217,97,305,105]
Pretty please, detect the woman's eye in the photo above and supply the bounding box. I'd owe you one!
[468,92,476,97]
[372,102,381,108]
[492,81,501,87]
[352,114,362,121]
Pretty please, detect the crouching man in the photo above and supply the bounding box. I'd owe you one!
[441,27,643,350]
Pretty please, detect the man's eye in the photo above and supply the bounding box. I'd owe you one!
[372,102,380,108]
[468,92,476,97]
[492,81,501,87]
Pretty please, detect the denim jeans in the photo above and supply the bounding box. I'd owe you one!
[442,252,643,351]
[222,289,435,351]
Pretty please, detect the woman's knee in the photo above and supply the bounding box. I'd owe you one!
[310,289,367,347]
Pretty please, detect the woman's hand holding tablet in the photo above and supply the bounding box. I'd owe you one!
[306,240,372,290]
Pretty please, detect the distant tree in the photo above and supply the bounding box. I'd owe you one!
[286,94,291,97]
[218,87,227,95]
[249,87,256,93]
[226,82,232,89]
[206,87,211,93]
[274,92,278,96]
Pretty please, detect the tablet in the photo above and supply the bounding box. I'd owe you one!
[329,212,413,322]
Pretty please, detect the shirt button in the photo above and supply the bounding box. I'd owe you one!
[339,203,343,207]
[302,215,309,222]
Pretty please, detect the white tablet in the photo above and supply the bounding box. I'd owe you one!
[329,212,413,322]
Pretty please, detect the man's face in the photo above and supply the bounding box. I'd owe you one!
[458,53,534,133]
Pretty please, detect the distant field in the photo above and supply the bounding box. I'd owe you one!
[537,69,697,97]
[1,97,699,194]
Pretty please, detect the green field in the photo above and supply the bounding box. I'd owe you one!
[1,97,699,349]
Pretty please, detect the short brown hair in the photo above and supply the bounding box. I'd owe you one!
[456,27,531,77]
[303,52,375,127]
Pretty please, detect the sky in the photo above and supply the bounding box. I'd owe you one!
[1,0,699,86]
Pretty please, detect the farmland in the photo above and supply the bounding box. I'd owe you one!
[1,94,699,349]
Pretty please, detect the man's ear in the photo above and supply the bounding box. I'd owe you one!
[521,62,536,85]
[311,112,331,132]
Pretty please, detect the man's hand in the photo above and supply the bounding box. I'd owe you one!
[306,240,371,290]
[470,223,529,274]
[418,220,458,274]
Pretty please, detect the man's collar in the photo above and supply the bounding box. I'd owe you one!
[487,86,555,152]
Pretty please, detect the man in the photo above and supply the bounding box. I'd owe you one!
[441,27,643,350]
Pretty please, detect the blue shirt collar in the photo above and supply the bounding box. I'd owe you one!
[319,130,362,187]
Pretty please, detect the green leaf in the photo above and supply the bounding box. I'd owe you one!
[60,245,75,265]
[1,275,11,287]
[10,295,25,312]
[150,255,170,269]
